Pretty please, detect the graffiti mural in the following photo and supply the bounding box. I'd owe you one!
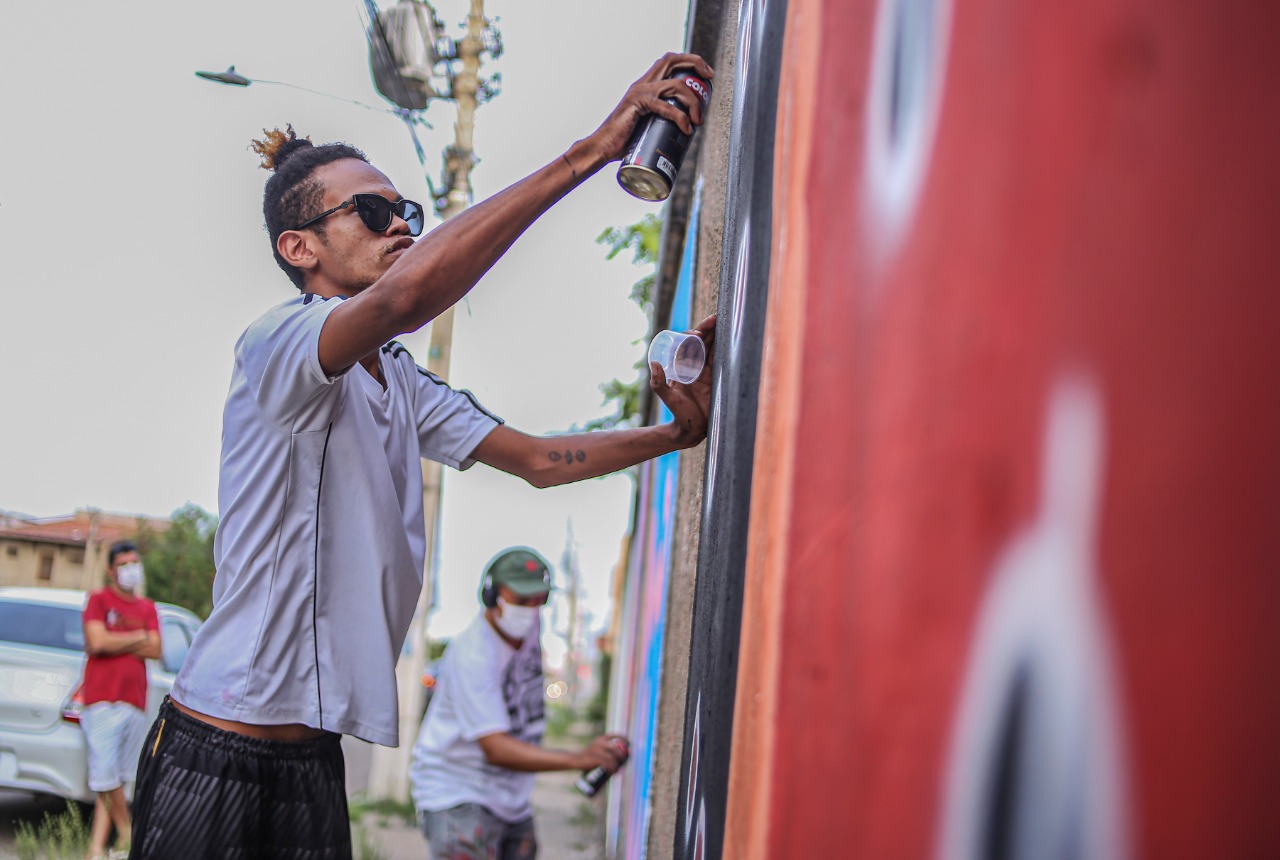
[937,376,1128,860]
[724,0,1280,857]
[606,191,703,860]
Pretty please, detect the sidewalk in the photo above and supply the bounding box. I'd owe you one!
[354,768,607,860]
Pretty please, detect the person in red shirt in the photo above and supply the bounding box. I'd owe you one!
[80,540,160,859]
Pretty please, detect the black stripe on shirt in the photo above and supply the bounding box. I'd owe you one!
[381,342,505,425]
[311,421,334,728]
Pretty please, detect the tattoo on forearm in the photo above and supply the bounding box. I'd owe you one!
[547,449,587,465]
[575,450,586,462]
[549,451,561,462]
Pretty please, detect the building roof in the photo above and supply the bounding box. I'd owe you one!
[0,511,32,530]
[0,509,169,548]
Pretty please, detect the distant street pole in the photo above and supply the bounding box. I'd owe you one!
[561,521,583,705]
[365,0,499,802]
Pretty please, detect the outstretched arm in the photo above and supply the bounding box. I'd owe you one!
[478,731,629,774]
[318,53,715,376]
[473,315,717,488]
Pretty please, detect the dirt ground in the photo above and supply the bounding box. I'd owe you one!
[357,767,607,860]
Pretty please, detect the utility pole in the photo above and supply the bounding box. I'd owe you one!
[364,0,500,801]
[423,0,486,399]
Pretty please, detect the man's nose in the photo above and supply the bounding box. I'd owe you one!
[386,213,411,235]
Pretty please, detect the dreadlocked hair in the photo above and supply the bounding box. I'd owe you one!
[252,124,370,291]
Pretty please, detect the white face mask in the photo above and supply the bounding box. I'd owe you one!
[116,562,144,593]
[495,598,539,640]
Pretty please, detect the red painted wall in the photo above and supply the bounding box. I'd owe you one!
[727,0,1280,857]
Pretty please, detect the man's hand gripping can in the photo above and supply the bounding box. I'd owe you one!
[574,737,631,798]
[617,70,713,202]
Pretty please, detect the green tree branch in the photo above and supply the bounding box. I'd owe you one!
[132,503,217,618]
[585,213,662,432]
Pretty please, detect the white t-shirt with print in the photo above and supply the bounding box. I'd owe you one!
[172,293,501,746]
[409,611,546,823]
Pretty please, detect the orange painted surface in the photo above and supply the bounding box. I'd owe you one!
[722,0,821,856]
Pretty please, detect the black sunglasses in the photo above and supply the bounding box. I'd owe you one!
[292,194,425,237]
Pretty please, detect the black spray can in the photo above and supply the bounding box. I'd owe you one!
[617,70,713,201]
[574,738,631,798]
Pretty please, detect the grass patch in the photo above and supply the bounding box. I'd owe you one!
[352,822,390,860]
[544,701,577,740]
[14,801,90,860]
[11,799,394,860]
[570,801,600,830]
[347,795,417,826]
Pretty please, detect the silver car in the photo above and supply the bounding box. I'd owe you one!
[0,586,203,803]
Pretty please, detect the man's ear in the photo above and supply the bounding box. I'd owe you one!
[277,230,319,272]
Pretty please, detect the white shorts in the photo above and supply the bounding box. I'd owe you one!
[80,702,148,792]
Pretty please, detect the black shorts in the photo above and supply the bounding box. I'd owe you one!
[129,698,351,860]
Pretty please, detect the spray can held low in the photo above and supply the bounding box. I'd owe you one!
[574,737,631,798]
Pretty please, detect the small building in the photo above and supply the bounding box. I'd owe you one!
[0,509,169,591]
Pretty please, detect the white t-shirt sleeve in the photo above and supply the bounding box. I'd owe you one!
[404,355,503,470]
[236,295,345,429]
[449,638,514,742]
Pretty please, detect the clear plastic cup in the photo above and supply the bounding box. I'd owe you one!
[648,329,706,384]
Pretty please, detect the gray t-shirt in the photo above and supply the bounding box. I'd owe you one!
[173,293,501,745]
[409,612,546,823]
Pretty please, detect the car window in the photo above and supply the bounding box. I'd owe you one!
[0,601,84,651]
[159,618,194,674]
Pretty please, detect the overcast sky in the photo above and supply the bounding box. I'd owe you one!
[0,0,689,641]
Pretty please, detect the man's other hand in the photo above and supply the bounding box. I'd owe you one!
[579,733,631,774]
[652,314,717,448]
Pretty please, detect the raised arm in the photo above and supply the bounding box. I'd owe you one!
[317,53,715,375]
